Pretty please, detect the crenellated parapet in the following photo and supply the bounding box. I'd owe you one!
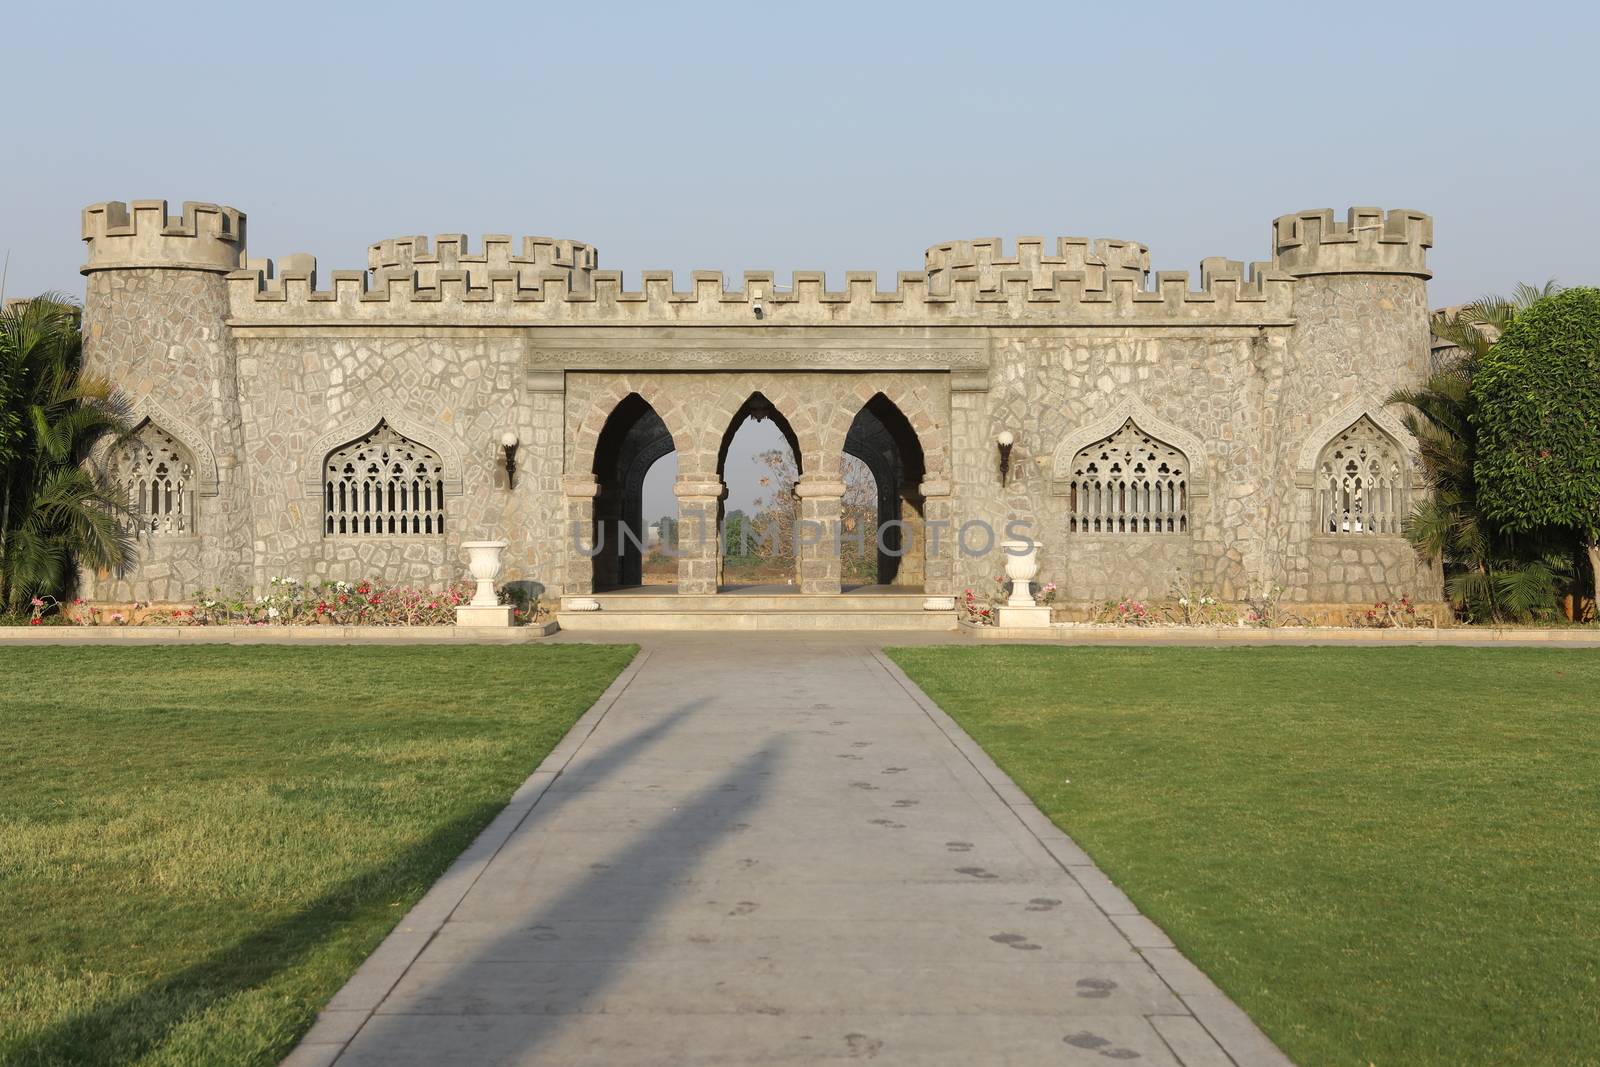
[367,233,597,290]
[224,258,1296,326]
[226,228,1292,325]
[82,200,246,274]
[1272,207,1432,279]
[925,236,1151,294]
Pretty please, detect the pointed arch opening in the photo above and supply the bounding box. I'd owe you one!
[592,392,678,589]
[843,393,928,588]
[716,392,803,591]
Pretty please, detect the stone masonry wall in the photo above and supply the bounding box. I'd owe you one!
[231,333,539,592]
[949,329,1275,604]
[81,269,253,600]
[1273,275,1442,603]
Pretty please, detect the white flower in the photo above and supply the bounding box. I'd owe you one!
[1179,597,1189,607]
[267,607,280,619]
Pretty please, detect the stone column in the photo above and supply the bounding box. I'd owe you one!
[591,487,622,589]
[919,478,954,598]
[796,477,845,595]
[892,486,927,588]
[674,478,724,595]
[562,474,599,595]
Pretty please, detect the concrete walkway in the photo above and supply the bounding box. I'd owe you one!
[287,635,1291,1066]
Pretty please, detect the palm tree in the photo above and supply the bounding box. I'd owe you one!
[1389,283,1568,621]
[0,295,133,612]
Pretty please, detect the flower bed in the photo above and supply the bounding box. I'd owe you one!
[962,576,1057,625]
[16,578,543,627]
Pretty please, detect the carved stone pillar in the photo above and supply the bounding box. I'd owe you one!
[674,478,724,595]
[796,477,845,595]
[918,478,954,598]
[562,474,599,595]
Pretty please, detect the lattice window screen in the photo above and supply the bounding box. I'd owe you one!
[1066,419,1189,534]
[324,421,446,536]
[117,422,195,536]
[1316,417,1408,535]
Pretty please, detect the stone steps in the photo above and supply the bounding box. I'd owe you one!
[558,593,957,632]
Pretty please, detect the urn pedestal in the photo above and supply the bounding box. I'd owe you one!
[456,540,514,627]
[997,539,1051,629]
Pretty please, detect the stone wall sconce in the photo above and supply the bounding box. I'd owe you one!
[500,431,519,489]
[996,430,1015,485]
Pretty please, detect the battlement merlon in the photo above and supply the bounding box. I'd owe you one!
[1272,207,1432,279]
[925,236,1151,294]
[368,233,598,283]
[81,200,246,275]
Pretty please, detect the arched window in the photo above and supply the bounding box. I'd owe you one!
[324,421,445,536]
[1067,419,1188,534]
[116,421,195,536]
[1316,417,1408,535]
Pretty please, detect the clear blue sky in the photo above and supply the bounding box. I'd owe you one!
[4,0,1595,515]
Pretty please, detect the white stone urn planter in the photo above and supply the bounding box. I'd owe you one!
[457,540,513,627]
[1002,539,1041,606]
[998,539,1051,628]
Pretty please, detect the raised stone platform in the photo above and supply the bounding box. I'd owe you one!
[559,591,957,632]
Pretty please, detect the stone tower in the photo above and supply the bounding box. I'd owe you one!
[1270,207,1439,600]
[80,200,254,598]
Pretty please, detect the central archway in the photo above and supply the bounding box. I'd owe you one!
[716,392,803,590]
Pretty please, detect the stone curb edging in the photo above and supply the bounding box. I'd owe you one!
[0,621,560,644]
[964,623,1600,645]
[869,648,1296,1067]
[278,647,650,1067]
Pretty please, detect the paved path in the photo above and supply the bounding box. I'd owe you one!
[289,635,1291,1066]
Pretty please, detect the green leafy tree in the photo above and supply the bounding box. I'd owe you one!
[722,508,759,566]
[1389,284,1569,621]
[0,295,133,610]
[1473,286,1600,613]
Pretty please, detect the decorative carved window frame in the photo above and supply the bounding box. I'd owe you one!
[306,412,463,539]
[1294,397,1416,539]
[1050,398,1209,536]
[115,418,201,538]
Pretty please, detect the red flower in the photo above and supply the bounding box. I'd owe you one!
[29,617,42,626]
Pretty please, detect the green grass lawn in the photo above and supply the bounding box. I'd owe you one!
[0,644,635,1067]
[887,646,1600,1067]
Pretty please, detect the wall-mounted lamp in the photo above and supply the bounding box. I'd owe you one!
[996,430,1015,486]
[500,431,520,490]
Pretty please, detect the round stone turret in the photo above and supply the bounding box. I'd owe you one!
[1272,207,1432,278]
[82,200,246,274]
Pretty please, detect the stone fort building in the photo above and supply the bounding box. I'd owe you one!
[79,198,1442,626]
